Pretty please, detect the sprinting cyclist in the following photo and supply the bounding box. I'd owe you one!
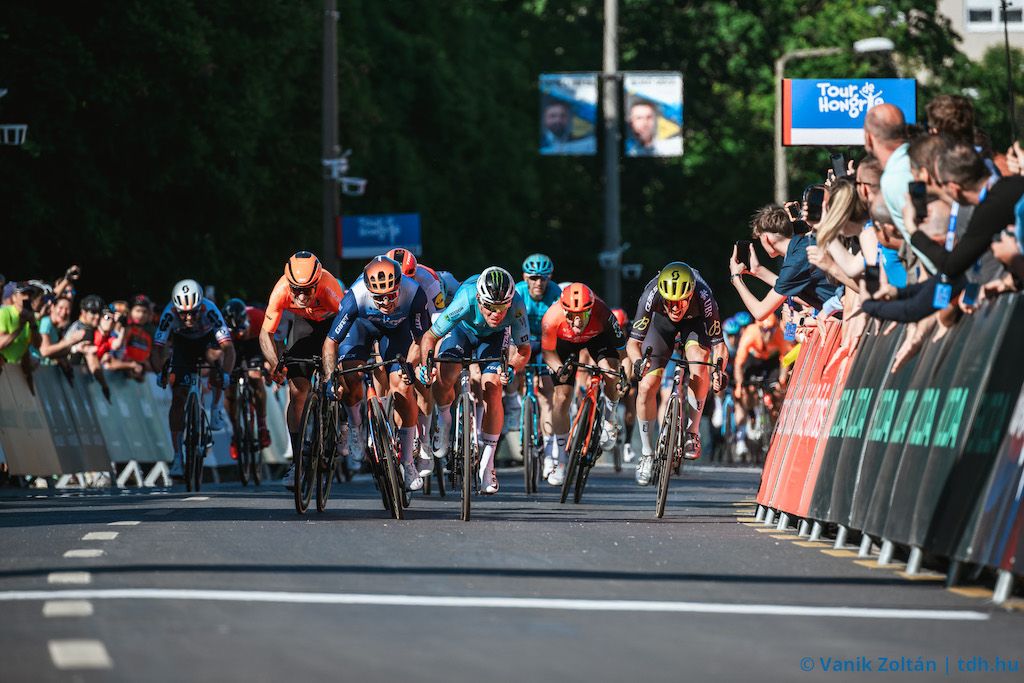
[417,267,530,494]
[627,262,727,486]
[733,314,790,457]
[259,251,345,489]
[386,248,445,314]
[539,283,626,485]
[152,279,235,478]
[222,298,271,459]
[515,253,562,478]
[612,307,638,463]
[322,256,431,491]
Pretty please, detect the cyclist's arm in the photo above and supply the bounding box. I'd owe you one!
[509,342,531,374]
[625,337,644,367]
[541,348,563,375]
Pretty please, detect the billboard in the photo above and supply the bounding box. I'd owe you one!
[539,73,598,156]
[782,78,917,146]
[337,213,421,259]
[623,72,683,157]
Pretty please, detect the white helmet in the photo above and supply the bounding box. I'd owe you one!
[476,267,515,306]
[172,279,202,312]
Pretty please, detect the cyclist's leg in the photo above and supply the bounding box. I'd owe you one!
[530,339,556,460]
[548,338,580,485]
[167,334,203,476]
[475,329,509,494]
[635,315,674,459]
[432,326,472,456]
[281,317,329,480]
[381,325,424,490]
[337,318,381,466]
[681,332,712,459]
[590,330,624,448]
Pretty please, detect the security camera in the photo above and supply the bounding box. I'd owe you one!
[340,177,367,196]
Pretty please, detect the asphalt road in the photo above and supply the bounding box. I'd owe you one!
[0,465,1021,682]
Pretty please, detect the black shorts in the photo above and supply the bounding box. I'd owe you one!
[550,331,622,386]
[741,355,781,388]
[170,331,219,377]
[284,317,334,380]
[635,313,718,367]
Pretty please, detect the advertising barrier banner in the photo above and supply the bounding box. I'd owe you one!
[623,72,683,157]
[0,366,61,475]
[539,73,598,156]
[782,78,917,146]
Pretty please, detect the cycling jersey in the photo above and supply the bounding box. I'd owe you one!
[262,272,344,335]
[411,264,445,314]
[430,275,530,346]
[231,307,266,343]
[328,275,430,343]
[540,298,623,350]
[734,324,790,369]
[437,271,462,309]
[629,268,723,345]
[153,298,231,347]
[515,279,561,341]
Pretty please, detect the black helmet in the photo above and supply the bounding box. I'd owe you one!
[80,295,105,313]
[223,298,247,329]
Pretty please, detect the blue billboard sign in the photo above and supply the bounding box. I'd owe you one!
[338,213,421,259]
[782,78,917,146]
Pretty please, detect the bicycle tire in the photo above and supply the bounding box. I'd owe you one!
[573,399,603,504]
[294,390,320,514]
[372,401,404,520]
[316,404,337,513]
[655,396,680,519]
[433,454,446,498]
[521,395,535,494]
[252,395,263,486]
[183,392,200,492]
[237,388,253,486]
[560,396,591,504]
[458,394,473,522]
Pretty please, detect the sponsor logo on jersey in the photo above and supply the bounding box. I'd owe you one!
[632,316,650,332]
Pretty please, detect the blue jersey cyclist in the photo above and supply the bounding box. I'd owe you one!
[513,253,563,479]
[417,266,531,495]
[322,256,431,491]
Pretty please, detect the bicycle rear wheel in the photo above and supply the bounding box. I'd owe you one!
[294,391,320,514]
[655,396,680,519]
[371,400,404,520]
[560,396,592,504]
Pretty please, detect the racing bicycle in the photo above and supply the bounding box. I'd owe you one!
[231,357,266,487]
[519,362,547,494]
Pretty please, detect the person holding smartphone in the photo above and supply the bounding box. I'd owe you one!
[0,282,42,366]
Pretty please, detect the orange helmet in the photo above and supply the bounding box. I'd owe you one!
[386,248,417,277]
[363,256,401,295]
[612,308,628,328]
[285,251,322,289]
[560,283,595,314]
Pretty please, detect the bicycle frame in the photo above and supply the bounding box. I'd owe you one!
[560,359,624,505]
[519,362,546,494]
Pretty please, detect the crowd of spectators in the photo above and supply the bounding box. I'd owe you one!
[0,266,159,402]
[728,94,1024,371]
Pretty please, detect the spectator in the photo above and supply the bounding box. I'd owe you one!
[806,177,870,286]
[925,94,974,143]
[870,197,908,288]
[913,141,1024,278]
[0,282,42,366]
[729,205,837,320]
[93,308,124,361]
[65,294,111,400]
[102,295,153,379]
[35,296,86,364]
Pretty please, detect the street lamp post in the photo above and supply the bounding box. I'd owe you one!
[773,38,895,205]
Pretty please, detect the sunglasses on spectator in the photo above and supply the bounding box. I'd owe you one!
[371,291,399,306]
[481,301,510,313]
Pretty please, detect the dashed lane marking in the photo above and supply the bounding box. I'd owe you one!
[81,532,118,541]
[0,589,989,621]
[48,640,112,669]
[43,601,93,617]
[183,496,209,501]
[47,573,91,585]
[63,549,105,559]
[108,521,140,526]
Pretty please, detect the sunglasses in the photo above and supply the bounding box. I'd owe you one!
[526,275,547,282]
[481,301,510,313]
[290,285,314,296]
[567,310,591,325]
[371,291,399,306]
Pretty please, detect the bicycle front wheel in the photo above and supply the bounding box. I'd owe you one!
[316,404,338,513]
[561,396,592,504]
[183,392,201,492]
[294,391,320,514]
[457,394,473,521]
[655,396,681,519]
[371,400,404,520]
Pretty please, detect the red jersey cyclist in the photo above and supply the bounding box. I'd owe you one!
[222,298,272,459]
[259,251,345,490]
[539,283,626,485]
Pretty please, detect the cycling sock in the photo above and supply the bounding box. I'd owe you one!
[417,412,431,442]
[437,402,453,440]
[479,432,500,476]
[688,393,704,433]
[289,430,301,459]
[639,419,656,456]
[554,433,568,463]
[542,434,553,457]
[475,405,484,434]
[398,427,417,465]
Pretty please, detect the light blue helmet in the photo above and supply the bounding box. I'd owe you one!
[735,312,754,327]
[522,253,554,277]
[723,317,741,336]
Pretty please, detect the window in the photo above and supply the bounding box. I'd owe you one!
[965,1,1024,31]
[969,8,994,22]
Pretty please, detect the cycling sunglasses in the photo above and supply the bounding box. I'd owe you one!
[526,275,548,282]
[481,301,510,313]
[289,284,315,296]
[372,291,399,306]
[567,310,591,326]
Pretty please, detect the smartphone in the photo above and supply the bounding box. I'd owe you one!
[864,265,881,295]
[792,219,812,235]
[830,152,847,178]
[909,181,928,224]
[803,185,826,223]
[963,282,980,306]
[735,240,752,269]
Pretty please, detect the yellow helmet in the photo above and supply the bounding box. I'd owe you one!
[656,262,696,302]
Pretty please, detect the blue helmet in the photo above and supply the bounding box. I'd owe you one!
[522,253,554,277]
[723,317,741,336]
[735,312,754,327]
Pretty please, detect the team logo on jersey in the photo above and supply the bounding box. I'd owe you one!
[706,320,721,338]
[632,316,650,332]
[433,292,445,309]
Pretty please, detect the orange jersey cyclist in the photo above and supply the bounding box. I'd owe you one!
[626,262,728,486]
[417,267,531,495]
[322,256,432,492]
[539,283,626,486]
[733,314,791,457]
[259,251,345,490]
[151,279,236,479]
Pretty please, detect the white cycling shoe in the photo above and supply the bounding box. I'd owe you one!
[635,455,653,486]
[547,462,566,486]
[683,432,701,460]
[542,455,555,479]
[623,443,636,463]
[282,463,296,491]
[403,462,424,491]
[417,455,434,478]
[346,426,365,472]
[479,465,499,495]
[599,419,618,451]
[432,425,451,460]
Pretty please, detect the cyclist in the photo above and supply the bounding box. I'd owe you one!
[436,270,462,312]
[322,256,431,491]
[611,307,638,463]
[540,283,626,485]
[417,267,531,494]
[259,251,345,490]
[222,298,272,460]
[515,253,562,478]
[152,279,235,478]
[733,314,790,456]
[627,262,727,485]
[386,248,445,314]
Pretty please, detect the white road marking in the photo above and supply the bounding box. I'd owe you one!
[46,573,91,585]
[81,532,119,541]
[43,600,93,617]
[183,496,209,501]
[63,549,105,559]
[108,521,140,526]
[48,639,112,669]
[0,589,990,621]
